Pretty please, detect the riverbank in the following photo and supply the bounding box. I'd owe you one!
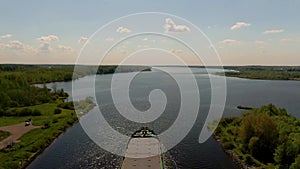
[214,137,250,169]
[0,100,95,169]
[213,104,300,169]
[220,66,300,81]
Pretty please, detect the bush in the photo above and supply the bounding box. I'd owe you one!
[244,154,259,166]
[32,109,41,116]
[42,122,50,129]
[57,102,74,110]
[223,141,235,150]
[19,108,32,116]
[290,155,300,169]
[54,108,62,114]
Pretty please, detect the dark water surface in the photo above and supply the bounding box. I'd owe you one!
[28,67,300,169]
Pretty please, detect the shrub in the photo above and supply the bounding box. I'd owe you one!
[32,109,41,116]
[54,108,62,114]
[57,102,74,110]
[244,154,258,166]
[223,142,235,150]
[42,122,50,129]
[19,108,32,116]
[290,155,300,169]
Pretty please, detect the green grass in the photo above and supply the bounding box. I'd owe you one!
[0,103,78,169]
[0,117,25,127]
[0,131,10,142]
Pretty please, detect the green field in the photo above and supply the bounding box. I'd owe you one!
[0,102,79,169]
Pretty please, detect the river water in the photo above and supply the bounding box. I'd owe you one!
[28,67,300,169]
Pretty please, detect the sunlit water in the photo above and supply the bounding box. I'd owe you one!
[28,67,300,169]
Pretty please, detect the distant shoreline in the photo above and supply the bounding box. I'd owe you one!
[215,66,300,81]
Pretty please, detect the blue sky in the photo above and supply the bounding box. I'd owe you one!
[0,0,299,65]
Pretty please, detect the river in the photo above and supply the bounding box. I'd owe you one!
[28,67,300,169]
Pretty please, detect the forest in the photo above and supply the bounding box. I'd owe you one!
[0,64,151,116]
[214,104,300,169]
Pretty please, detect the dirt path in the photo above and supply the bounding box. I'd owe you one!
[0,122,41,149]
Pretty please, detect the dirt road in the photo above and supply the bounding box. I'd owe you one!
[0,122,41,149]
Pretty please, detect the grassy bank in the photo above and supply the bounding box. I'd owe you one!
[0,64,150,169]
[0,131,10,142]
[0,99,95,169]
[213,104,300,169]
[0,103,77,169]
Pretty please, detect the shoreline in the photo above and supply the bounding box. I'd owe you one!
[22,100,96,169]
[215,73,300,82]
[225,75,300,81]
[213,135,250,169]
[24,121,79,169]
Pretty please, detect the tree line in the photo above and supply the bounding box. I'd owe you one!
[0,64,151,116]
[223,66,300,80]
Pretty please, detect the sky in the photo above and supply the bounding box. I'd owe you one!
[0,0,299,65]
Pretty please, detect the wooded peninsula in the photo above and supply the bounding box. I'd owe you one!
[214,104,300,169]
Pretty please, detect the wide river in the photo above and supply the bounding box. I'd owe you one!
[28,67,300,169]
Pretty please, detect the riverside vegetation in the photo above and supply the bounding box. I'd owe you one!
[0,64,150,169]
[214,104,300,169]
[223,66,300,81]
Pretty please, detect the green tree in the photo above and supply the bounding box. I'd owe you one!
[290,155,300,169]
[240,113,278,162]
[275,133,300,168]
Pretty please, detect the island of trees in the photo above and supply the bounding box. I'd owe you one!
[214,104,300,169]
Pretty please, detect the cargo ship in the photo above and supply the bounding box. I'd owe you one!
[121,127,164,169]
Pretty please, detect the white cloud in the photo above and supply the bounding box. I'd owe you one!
[58,45,73,51]
[164,18,190,32]
[4,40,25,50]
[263,29,284,34]
[37,35,59,42]
[0,40,36,54]
[0,34,12,40]
[78,36,88,43]
[116,26,131,33]
[220,39,238,44]
[231,22,251,30]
